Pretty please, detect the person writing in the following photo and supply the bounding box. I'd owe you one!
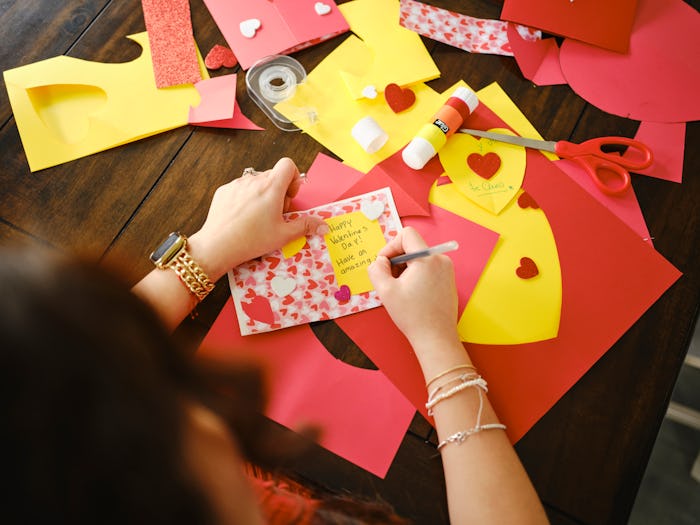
[1,158,548,524]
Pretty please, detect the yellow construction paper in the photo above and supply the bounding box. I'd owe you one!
[432,184,561,345]
[275,39,460,173]
[338,0,440,99]
[324,211,386,294]
[281,236,307,259]
[441,128,526,215]
[430,82,562,345]
[3,32,208,171]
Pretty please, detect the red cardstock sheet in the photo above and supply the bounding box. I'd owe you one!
[141,0,202,88]
[506,23,566,86]
[199,305,415,478]
[559,0,700,123]
[501,0,638,53]
[623,121,686,184]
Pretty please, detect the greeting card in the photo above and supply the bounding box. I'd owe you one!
[230,188,401,335]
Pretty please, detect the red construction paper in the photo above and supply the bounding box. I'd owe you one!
[189,74,264,130]
[559,0,700,123]
[141,0,202,88]
[289,153,365,212]
[339,150,680,442]
[336,204,500,421]
[198,301,415,478]
[554,159,653,245]
[501,0,638,54]
[506,23,566,86]
[202,0,349,70]
[622,121,686,183]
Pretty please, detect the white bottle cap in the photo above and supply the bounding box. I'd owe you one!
[402,137,437,170]
[351,116,389,154]
[452,86,479,113]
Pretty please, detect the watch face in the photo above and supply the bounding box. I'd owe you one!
[150,232,184,265]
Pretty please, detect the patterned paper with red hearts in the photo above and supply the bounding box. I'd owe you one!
[399,0,540,56]
[230,188,401,335]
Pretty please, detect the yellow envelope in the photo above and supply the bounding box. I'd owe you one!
[338,0,440,99]
[4,32,207,171]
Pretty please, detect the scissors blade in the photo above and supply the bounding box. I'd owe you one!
[459,129,557,153]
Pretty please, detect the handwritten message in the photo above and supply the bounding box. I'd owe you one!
[325,211,386,294]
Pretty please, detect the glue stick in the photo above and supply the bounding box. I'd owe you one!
[402,87,479,170]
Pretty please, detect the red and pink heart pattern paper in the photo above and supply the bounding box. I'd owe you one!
[230,188,401,335]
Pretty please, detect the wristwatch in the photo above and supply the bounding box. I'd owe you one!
[150,232,214,301]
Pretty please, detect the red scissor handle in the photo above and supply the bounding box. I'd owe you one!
[574,155,631,196]
[555,137,654,171]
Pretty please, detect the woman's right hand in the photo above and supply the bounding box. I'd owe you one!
[367,227,461,353]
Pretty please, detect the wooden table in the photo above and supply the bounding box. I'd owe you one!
[2,1,698,523]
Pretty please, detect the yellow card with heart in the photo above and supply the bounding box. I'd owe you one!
[439,128,526,215]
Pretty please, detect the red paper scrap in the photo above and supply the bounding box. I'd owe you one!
[189,75,264,130]
[198,302,415,478]
[506,23,566,86]
[502,0,638,54]
[141,0,202,88]
[399,0,541,57]
[559,0,700,123]
[622,121,686,183]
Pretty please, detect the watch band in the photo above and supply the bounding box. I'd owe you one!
[151,232,214,301]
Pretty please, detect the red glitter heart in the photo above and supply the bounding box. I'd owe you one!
[516,257,539,279]
[334,284,351,302]
[517,192,540,210]
[467,152,501,179]
[204,45,238,70]
[384,83,416,113]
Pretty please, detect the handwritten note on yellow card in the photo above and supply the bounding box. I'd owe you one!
[440,128,526,215]
[325,211,386,294]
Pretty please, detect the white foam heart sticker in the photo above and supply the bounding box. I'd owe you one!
[361,200,384,221]
[240,18,261,38]
[314,2,332,15]
[361,85,378,99]
[271,275,296,297]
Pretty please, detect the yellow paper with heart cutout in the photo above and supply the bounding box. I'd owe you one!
[3,32,207,172]
[440,128,526,215]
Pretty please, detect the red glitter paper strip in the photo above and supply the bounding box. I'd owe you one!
[142,0,202,88]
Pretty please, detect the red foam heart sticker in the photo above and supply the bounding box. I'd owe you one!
[516,257,539,279]
[517,191,540,209]
[241,295,274,324]
[334,284,351,302]
[204,44,238,70]
[384,83,416,113]
[467,152,501,179]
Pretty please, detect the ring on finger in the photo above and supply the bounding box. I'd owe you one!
[242,167,256,177]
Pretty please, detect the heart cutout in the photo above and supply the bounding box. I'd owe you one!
[361,85,378,99]
[240,18,261,38]
[204,45,238,70]
[361,200,384,221]
[314,2,332,15]
[270,275,296,297]
[516,257,539,279]
[467,152,501,179]
[517,191,540,210]
[241,295,274,324]
[384,83,416,113]
[334,285,351,302]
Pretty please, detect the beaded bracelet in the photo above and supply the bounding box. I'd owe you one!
[425,364,477,389]
[426,376,488,416]
[427,371,480,402]
[437,423,507,450]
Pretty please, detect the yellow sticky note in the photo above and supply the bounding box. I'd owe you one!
[3,32,207,171]
[431,183,562,345]
[325,211,387,294]
[440,128,527,215]
[338,0,440,99]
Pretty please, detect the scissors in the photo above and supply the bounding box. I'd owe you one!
[459,129,654,196]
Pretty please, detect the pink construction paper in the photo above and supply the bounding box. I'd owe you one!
[198,302,415,478]
[189,74,264,130]
[399,0,540,57]
[141,0,202,88]
[202,0,349,70]
[623,121,686,183]
[506,23,566,86]
[290,153,365,212]
[554,159,653,246]
[559,0,700,123]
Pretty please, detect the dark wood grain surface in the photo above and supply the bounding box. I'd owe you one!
[1,1,698,523]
